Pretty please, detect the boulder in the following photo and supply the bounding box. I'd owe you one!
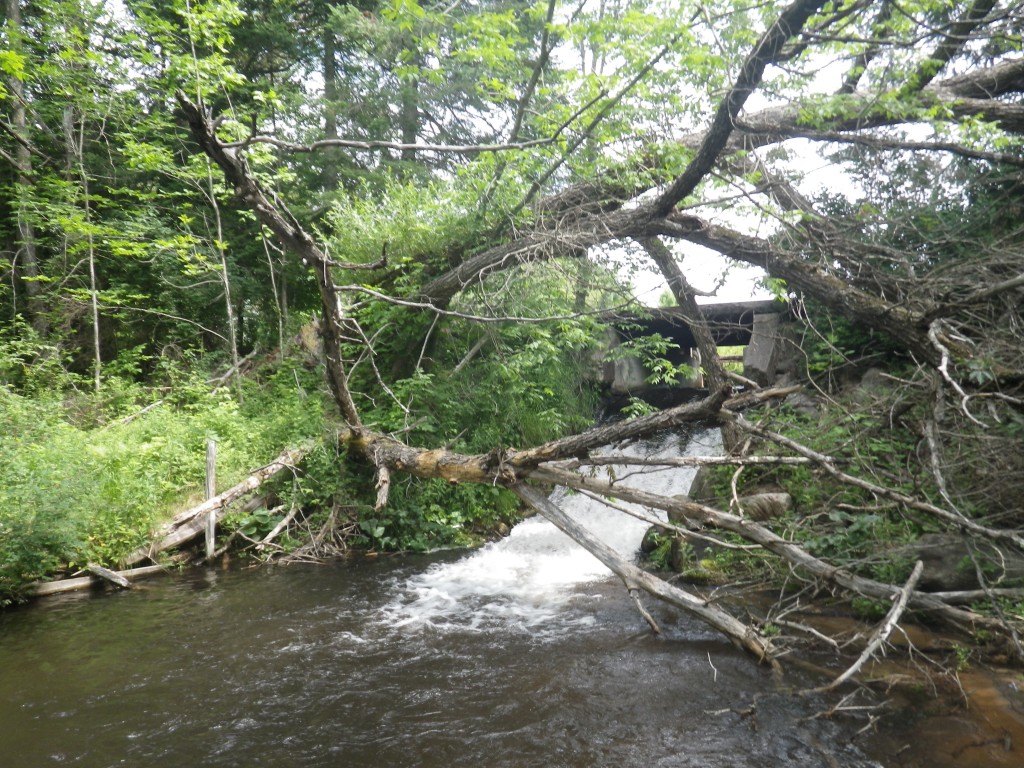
[904,533,1024,592]
[736,492,793,521]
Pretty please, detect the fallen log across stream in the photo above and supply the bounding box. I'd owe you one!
[511,482,781,668]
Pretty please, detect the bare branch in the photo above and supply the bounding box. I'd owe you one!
[741,126,1024,168]
[721,409,1024,550]
[818,560,923,692]
[527,463,1010,634]
[651,0,827,217]
[227,94,597,156]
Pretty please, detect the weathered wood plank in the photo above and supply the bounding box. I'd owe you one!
[28,565,168,597]
[86,563,132,589]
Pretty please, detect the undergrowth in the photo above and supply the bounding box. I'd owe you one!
[698,399,929,585]
[0,348,328,605]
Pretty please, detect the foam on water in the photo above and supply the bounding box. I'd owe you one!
[382,427,722,634]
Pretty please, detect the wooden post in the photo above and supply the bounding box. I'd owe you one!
[205,438,217,559]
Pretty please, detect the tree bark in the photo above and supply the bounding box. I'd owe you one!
[176,92,362,427]
[322,23,340,189]
[650,217,937,362]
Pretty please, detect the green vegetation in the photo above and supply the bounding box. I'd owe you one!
[2,0,1023,672]
[0,333,328,604]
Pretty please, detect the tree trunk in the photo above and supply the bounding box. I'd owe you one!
[5,0,45,333]
[398,65,419,167]
[511,482,778,665]
[322,24,340,189]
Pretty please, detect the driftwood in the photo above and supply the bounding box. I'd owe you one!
[29,564,168,597]
[123,443,310,567]
[86,563,132,589]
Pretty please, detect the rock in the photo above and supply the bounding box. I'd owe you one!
[736,492,793,521]
[858,367,890,392]
[849,367,892,404]
[686,466,713,503]
[904,533,1024,592]
[783,389,821,417]
[641,525,669,554]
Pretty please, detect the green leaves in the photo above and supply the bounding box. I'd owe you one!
[383,0,427,32]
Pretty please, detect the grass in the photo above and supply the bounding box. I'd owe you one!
[0,359,328,605]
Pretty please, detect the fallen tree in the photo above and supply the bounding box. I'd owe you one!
[162,0,1024,675]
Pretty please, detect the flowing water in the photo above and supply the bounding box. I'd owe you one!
[2,429,993,767]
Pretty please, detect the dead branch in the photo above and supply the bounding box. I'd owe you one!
[818,560,924,692]
[124,443,310,567]
[527,463,1012,636]
[85,563,133,589]
[256,504,297,551]
[28,565,167,597]
[226,80,594,156]
[511,482,778,666]
[720,409,1024,550]
[639,236,727,391]
[560,454,820,469]
[374,465,391,512]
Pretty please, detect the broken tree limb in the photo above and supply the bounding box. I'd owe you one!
[818,560,924,693]
[86,563,132,589]
[528,464,1010,635]
[257,505,299,551]
[176,93,363,428]
[721,409,1024,551]
[123,443,311,567]
[562,454,821,469]
[510,482,779,667]
[374,465,391,512]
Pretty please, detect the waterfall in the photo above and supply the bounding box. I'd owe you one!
[382,427,721,635]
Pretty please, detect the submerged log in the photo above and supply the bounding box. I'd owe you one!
[29,564,168,597]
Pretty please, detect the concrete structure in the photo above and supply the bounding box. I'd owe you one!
[596,301,786,405]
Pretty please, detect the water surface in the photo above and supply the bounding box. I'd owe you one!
[1,430,889,766]
[1,559,886,767]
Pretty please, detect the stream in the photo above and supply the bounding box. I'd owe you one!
[1,429,1020,767]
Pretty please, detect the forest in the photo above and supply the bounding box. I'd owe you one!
[2,0,1024,679]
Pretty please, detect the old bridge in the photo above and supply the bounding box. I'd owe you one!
[597,300,785,407]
